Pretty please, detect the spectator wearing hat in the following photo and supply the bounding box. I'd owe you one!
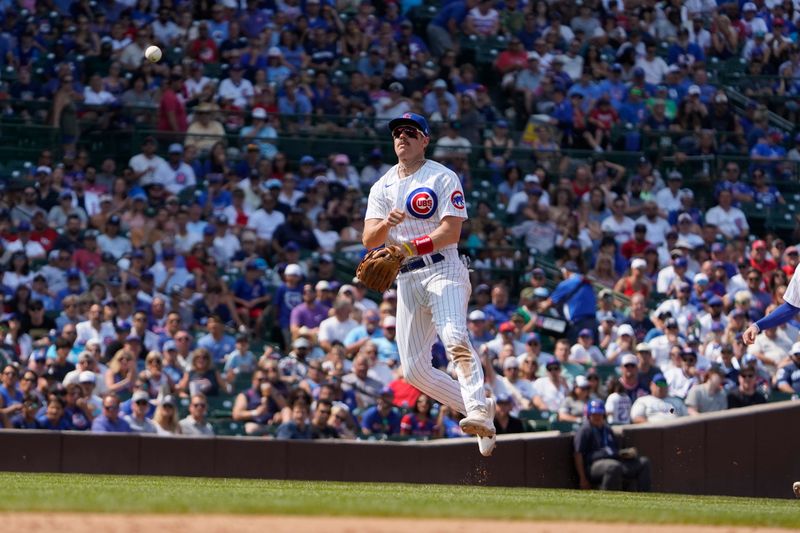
[775,342,800,395]
[574,399,651,491]
[630,373,685,423]
[123,390,157,434]
[484,320,526,359]
[532,357,569,412]
[240,108,278,160]
[217,63,255,109]
[372,316,400,366]
[161,144,196,195]
[606,324,636,364]
[614,258,652,301]
[558,375,592,424]
[151,394,181,435]
[727,363,767,409]
[360,387,402,436]
[186,104,226,154]
[656,255,691,298]
[231,260,271,331]
[618,353,650,403]
[72,229,101,275]
[97,215,132,260]
[466,310,493,346]
[128,137,169,188]
[273,263,304,348]
[686,366,728,415]
[570,329,606,365]
[493,394,524,434]
[749,239,778,278]
[633,342,662,389]
[497,355,534,412]
[654,281,699,333]
[697,294,728,340]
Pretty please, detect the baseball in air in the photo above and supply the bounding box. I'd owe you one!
[145,45,162,63]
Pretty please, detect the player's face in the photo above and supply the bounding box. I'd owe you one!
[392,126,428,160]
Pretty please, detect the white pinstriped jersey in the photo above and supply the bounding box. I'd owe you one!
[784,266,800,307]
[364,160,467,249]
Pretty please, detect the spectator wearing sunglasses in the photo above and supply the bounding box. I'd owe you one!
[91,394,132,433]
[124,390,158,433]
[179,392,214,436]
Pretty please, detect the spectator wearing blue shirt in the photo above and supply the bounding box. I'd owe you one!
[275,402,313,440]
[360,388,402,436]
[196,315,236,364]
[541,262,598,344]
[37,397,72,431]
[482,285,517,326]
[197,174,232,213]
[426,0,470,57]
[232,260,272,331]
[277,78,313,129]
[667,28,705,66]
[597,64,628,107]
[274,263,305,350]
[91,395,132,433]
[776,344,800,394]
[0,365,22,410]
[372,316,400,366]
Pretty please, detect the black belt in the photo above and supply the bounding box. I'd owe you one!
[399,253,445,273]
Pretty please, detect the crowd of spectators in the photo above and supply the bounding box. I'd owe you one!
[0,0,799,442]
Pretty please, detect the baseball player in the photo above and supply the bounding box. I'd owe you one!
[362,112,496,456]
[742,265,800,345]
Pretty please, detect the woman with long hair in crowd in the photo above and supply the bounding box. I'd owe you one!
[153,396,182,435]
[105,349,136,395]
[400,394,441,438]
[178,347,228,397]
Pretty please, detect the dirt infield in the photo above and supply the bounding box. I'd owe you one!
[4,513,797,533]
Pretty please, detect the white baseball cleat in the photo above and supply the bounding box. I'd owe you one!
[477,397,497,457]
[793,481,800,498]
[461,397,496,440]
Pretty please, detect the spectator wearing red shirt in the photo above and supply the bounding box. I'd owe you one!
[494,37,528,75]
[587,97,619,152]
[72,229,102,275]
[29,211,58,252]
[158,75,188,134]
[189,23,219,64]
[749,240,777,277]
[388,375,422,410]
[782,247,799,277]
[621,224,652,260]
[399,394,440,438]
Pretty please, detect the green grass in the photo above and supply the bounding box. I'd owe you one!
[0,473,798,528]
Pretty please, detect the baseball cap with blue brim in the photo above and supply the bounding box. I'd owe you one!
[586,399,605,415]
[651,373,668,387]
[388,113,430,137]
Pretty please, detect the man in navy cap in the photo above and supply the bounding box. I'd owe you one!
[539,262,598,344]
[97,214,132,259]
[574,399,651,491]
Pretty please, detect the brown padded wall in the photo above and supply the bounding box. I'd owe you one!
[1,402,798,498]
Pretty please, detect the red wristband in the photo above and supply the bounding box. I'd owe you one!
[412,235,434,256]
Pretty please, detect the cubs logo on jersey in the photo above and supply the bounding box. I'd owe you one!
[406,187,438,219]
[450,190,465,210]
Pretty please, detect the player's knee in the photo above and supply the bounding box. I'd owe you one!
[440,324,472,364]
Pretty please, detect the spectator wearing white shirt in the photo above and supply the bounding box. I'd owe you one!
[217,64,254,109]
[129,136,170,187]
[635,44,669,85]
[656,256,691,297]
[96,215,132,260]
[653,283,699,334]
[704,189,748,240]
[318,298,359,352]
[635,200,671,247]
[655,171,684,213]
[152,7,181,47]
[569,328,607,365]
[75,303,116,348]
[466,0,500,37]
[83,74,116,106]
[360,149,392,187]
[601,196,635,245]
[247,192,286,244]
[532,357,570,412]
[664,349,699,400]
[161,144,196,195]
[630,373,686,423]
[184,62,212,99]
[6,221,46,259]
[433,121,472,163]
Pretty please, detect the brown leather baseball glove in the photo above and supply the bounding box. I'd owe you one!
[356,245,406,293]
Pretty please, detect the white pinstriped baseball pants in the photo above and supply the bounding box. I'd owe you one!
[395,251,486,415]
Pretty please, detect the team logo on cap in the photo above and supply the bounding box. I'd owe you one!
[406,187,438,219]
[450,190,465,210]
[403,113,412,118]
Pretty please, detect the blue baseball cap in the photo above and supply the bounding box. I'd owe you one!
[652,373,668,387]
[586,399,606,415]
[388,112,430,137]
[66,268,81,279]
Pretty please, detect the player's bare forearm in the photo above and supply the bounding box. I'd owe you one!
[363,218,392,249]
